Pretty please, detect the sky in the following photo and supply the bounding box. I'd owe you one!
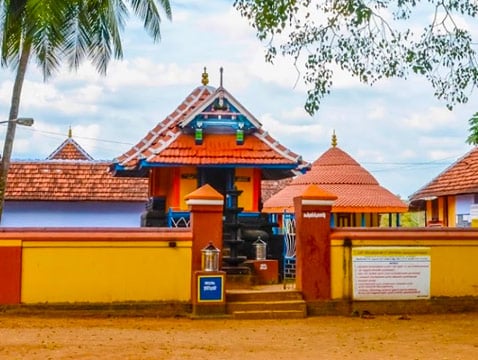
[0,0,477,200]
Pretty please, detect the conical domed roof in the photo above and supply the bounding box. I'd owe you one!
[262,134,407,213]
[296,146,379,185]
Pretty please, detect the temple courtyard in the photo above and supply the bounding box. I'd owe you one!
[0,312,477,359]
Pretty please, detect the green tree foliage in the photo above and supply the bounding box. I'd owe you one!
[0,0,172,222]
[234,0,478,115]
[1,0,172,78]
[466,112,478,145]
[380,211,425,227]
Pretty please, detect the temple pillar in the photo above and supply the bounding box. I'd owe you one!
[186,184,226,316]
[294,185,337,301]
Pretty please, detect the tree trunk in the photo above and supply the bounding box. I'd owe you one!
[0,40,31,223]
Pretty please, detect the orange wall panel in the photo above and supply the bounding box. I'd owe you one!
[150,168,177,210]
[179,167,198,210]
[235,168,254,211]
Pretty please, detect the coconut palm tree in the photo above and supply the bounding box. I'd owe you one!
[0,0,171,222]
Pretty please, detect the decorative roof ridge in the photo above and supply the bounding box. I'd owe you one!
[253,129,304,164]
[178,86,263,129]
[46,137,94,161]
[135,120,169,158]
[149,130,181,157]
[116,85,214,167]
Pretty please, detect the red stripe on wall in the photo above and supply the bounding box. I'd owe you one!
[0,246,22,304]
[172,168,181,208]
[253,168,261,212]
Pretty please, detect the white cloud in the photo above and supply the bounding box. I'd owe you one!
[368,104,387,120]
[70,124,102,155]
[399,149,418,160]
[280,106,312,122]
[101,60,196,90]
[0,80,14,106]
[428,149,463,161]
[258,112,328,161]
[402,106,460,131]
[19,80,99,115]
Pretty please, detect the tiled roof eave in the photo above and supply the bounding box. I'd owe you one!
[138,159,301,169]
[7,197,147,202]
[331,205,408,213]
[411,186,478,200]
[262,205,408,214]
[408,146,478,201]
[253,131,303,164]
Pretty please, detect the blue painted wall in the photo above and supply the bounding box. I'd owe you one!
[3,201,146,227]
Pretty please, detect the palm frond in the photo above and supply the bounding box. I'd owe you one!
[129,0,171,41]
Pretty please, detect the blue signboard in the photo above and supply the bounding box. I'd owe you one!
[198,275,224,302]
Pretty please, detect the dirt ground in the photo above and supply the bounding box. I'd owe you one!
[0,312,477,359]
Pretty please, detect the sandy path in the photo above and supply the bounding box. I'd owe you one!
[0,313,477,359]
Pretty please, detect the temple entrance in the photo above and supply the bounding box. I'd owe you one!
[198,168,234,196]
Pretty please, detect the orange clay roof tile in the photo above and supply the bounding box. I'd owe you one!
[6,138,148,202]
[409,146,478,200]
[47,138,93,161]
[262,146,407,213]
[141,134,300,166]
[114,86,213,167]
[113,85,306,171]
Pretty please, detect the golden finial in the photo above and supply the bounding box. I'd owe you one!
[68,126,72,138]
[331,130,337,147]
[201,67,209,86]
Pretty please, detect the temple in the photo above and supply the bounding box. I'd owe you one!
[111,68,308,226]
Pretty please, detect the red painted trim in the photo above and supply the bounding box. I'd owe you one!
[172,168,181,208]
[0,246,22,304]
[0,228,192,242]
[253,168,261,211]
[330,227,478,241]
[149,168,157,196]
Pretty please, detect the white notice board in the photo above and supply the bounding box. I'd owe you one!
[352,247,431,300]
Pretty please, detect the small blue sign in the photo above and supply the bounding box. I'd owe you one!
[198,275,224,302]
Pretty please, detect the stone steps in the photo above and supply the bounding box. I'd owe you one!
[226,288,306,319]
[232,309,306,320]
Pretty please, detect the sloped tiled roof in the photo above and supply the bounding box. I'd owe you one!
[47,136,94,161]
[262,142,407,213]
[137,133,301,165]
[112,79,307,176]
[409,146,478,201]
[6,135,148,202]
[6,161,148,201]
[261,178,292,203]
[114,85,214,170]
